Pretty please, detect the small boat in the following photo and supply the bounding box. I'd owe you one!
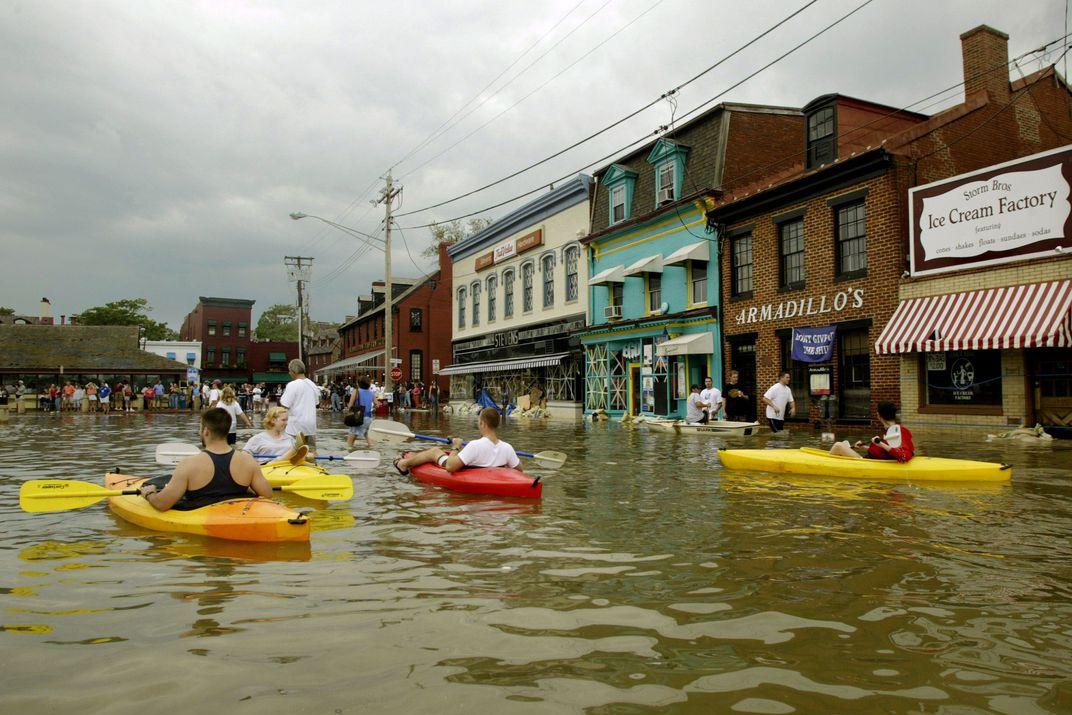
[405,453,542,499]
[105,473,310,542]
[718,447,1011,483]
[675,420,764,436]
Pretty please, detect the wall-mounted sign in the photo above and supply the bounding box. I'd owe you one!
[733,289,864,325]
[792,325,836,363]
[432,359,440,374]
[808,364,831,395]
[910,145,1072,276]
[477,228,545,271]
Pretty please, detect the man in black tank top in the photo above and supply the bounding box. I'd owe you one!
[139,408,273,510]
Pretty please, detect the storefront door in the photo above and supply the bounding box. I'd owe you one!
[731,342,757,421]
[630,365,641,415]
[1031,348,1072,427]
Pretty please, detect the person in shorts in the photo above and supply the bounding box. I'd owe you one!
[393,407,519,475]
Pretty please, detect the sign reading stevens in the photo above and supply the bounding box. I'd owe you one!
[910,145,1072,276]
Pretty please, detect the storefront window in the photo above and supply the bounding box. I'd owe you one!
[839,329,870,419]
[924,350,1002,406]
[610,351,627,411]
[585,345,608,410]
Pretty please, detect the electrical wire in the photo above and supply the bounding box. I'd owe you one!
[1013,51,1072,142]
[395,224,429,274]
[399,0,876,230]
[394,0,822,217]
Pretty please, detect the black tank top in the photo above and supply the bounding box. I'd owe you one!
[178,450,251,509]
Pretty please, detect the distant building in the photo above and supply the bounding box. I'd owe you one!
[143,340,202,371]
[306,324,341,383]
[179,296,298,384]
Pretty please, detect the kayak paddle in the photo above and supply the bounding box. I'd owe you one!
[154,443,380,468]
[19,474,353,513]
[368,420,567,469]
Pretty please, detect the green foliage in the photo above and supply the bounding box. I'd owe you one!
[0,306,14,316]
[421,218,491,258]
[77,298,177,340]
[255,304,298,341]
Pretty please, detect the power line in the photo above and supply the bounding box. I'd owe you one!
[399,0,878,230]
[395,0,822,218]
[391,0,591,172]
[396,0,665,183]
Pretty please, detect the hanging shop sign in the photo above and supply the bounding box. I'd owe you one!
[734,289,863,325]
[910,144,1072,276]
[791,325,837,362]
[476,228,546,271]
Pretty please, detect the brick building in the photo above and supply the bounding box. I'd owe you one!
[710,25,1072,430]
[324,246,452,397]
[579,102,804,418]
[306,324,341,383]
[179,297,298,384]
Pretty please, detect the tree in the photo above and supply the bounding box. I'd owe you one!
[0,307,14,316]
[77,298,177,339]
[421,218,491,258]
[255,304,298,341]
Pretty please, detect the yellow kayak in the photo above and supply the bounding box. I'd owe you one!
[719,447,1011,483]
[260,460,331,486]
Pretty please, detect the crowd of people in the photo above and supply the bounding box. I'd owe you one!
[0,378,293,414]
[320,378,440,413]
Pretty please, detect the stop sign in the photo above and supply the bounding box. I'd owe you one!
[390,366,403,381]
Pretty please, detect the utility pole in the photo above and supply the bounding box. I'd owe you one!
[375,173,401,390]
[284,256,314,363]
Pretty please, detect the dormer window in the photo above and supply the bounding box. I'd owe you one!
[807,105,836,168]
[611,185,626,223]
[657,162,675,204]
[603,164,638,225]
[646,138,689,205]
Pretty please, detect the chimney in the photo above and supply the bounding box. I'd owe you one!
[961,25,1010,104]
[39,297,54,325]
[60,315,66,325]
[438,241,454,283]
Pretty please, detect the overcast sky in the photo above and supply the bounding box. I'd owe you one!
[2,0,1065,329]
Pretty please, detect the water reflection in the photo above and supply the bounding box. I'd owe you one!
[1,411,1071,712]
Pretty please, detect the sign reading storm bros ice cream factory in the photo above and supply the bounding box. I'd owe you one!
[910,145,1072,276]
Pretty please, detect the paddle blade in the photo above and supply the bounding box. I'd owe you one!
[344,450,381,468]
[533,451,568,470]
[279,474,354,501]
[155,442,200,465]
[368,420,416,444]
[19,480,116,513]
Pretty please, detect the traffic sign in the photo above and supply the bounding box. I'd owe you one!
[390,366,403,381]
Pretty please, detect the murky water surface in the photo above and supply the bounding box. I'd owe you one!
[2,411,1072,713]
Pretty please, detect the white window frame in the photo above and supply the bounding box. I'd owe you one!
[457,287,466,329]
[611,185,626,223]
[470,280,481,327]
[486,274,497,323]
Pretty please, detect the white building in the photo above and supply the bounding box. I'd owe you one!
[441,175,590,419]
[143,340,202,374]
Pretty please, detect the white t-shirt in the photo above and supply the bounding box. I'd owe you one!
[686,393,706,423]
[218,401,245,433]
[883,423,903,448]
[208,388,221,406]
[281,377,321,436]
[73,388,85,401]
[243,432,295,463]
[763,382,794,420]
[252,387,263,402]
[700,387,722,416]
[457,436,520,469]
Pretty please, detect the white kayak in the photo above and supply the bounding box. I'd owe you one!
[637,416,764,436]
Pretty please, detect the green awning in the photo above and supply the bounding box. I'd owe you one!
[268,352,287,362]
[253,372,290,383]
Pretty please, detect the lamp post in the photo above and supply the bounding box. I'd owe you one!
[290,190,398,389]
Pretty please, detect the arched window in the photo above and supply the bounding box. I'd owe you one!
[541,253,556,309]
[471,280,481,327]
[503,269,515,318]
[457,287,466,329]
[564,245,580,302]
[487,274,498,323]
[522,262,534,313]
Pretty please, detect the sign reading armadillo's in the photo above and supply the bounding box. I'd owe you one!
[910,144,1072,276]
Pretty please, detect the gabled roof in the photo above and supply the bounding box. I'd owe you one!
[337,271,441,332]
[0,326,189,373]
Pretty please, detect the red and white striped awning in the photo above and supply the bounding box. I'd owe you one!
[875,280,1072,354]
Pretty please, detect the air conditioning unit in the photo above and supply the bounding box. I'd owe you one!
[658,186,674,204]
[604,305,622,320]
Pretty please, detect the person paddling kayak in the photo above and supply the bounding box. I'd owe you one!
[393,407,519,475]
[829,401,915,462]
[137,408,276,510]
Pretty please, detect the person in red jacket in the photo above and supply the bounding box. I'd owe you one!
[829,401,915,462]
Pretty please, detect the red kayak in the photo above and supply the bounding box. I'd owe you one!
[405,453,543,499]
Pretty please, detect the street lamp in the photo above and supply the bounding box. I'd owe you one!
[290,210,396,390]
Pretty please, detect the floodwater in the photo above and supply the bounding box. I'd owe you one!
[2,411,1072,714]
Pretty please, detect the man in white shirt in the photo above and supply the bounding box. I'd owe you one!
[685,385,710,425]
[762,371,795,433]
[207,380,222,408]
[393,407,519,474]
[280,359,322,453]
[699,376,724,423]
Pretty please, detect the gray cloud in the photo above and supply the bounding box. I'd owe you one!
[1,0,1063,327]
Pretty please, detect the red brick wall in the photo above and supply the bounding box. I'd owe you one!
[246,340,297,374]
[721,110,804,193]
[837,102,924,156]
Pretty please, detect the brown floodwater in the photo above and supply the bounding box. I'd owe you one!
[2,411,1071,714]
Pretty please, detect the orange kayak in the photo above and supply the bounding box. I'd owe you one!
[105,473,310,542]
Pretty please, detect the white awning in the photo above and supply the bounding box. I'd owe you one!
[663,241,710,266]
[438,352,570,376]
[623,254,663,276]
[589,265,625,285]
[320,350,385,374]
[656,332,714,356]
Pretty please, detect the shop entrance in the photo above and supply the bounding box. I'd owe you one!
[1031,348,1072,428]
[630,365,641,415]
[731,341,757,421]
